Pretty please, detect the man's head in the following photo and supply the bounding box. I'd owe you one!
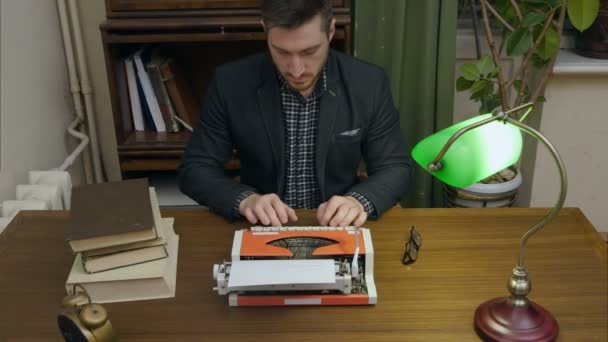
[262,0,336,96]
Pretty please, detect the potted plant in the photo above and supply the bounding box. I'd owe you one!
[569,0,608,59]
[451,0,569,207]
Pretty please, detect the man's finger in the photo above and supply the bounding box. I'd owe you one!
[264,205,282,227]
[244,208,258,224]
[287,206,298,222]
[270,198,288,224]
[354,211,367,227]
[316,202,327,223]
[254,206,271,226]
[339,207,359,227]
[329,204,350,227]
[322,197,342,225]
[317,202,327,224]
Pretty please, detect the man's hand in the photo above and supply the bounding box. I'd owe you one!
[317,196,367,227]
[239,193,298,226]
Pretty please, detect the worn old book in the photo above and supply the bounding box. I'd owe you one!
[83,244,168,274]
[80,191,169,254]
[82,217,175,274]
[146,52,180,132]
[65,224,179,304]
[67,178,157,253]
[159,58,200,129]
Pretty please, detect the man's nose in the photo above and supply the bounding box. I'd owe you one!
[288,56,305,78]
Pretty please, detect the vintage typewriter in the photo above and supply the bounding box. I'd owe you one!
[212,226,377,306]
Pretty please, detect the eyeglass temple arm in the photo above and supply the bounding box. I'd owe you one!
[427,103,534,172]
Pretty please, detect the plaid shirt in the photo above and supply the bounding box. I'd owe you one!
[233,68,375,219]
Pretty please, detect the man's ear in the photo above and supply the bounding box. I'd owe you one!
[328,17,336,41]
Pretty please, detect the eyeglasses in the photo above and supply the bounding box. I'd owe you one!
[402,226,422,265]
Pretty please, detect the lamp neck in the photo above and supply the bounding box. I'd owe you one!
[504,116,568,268]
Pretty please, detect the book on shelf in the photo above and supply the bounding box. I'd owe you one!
[146,51,181,132]
[134,65,158,131]
[65,219,179,304]
[67,178,158,253]
[133,48,166,132]
[159,58,200,130]
[124,56,145,131]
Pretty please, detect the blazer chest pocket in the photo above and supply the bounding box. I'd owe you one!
[333,128,362,143]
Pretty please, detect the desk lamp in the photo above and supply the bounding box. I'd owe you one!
[411,103,567,341]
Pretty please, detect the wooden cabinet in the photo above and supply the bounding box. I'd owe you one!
[101,1,352,174]
[106,0,349,18]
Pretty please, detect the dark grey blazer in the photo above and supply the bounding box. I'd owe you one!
[178,49,412,221]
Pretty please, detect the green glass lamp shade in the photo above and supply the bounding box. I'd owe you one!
[411,113,523,188]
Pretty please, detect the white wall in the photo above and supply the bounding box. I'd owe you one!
[0,0,83,202]
[531,74,608,232]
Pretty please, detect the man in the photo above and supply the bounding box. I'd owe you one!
[178,0,412,227]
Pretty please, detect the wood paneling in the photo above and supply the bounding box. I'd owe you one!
[106,0,350,18]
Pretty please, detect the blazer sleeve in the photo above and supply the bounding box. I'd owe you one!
[178,73,258,221]
[345,70,413,218]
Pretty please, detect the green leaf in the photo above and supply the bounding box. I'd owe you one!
[470,79,494,95]
[532,53,550,68]
[494,0,511,15]
[476,55,495,75]
[524,0,560,6]
[536,26,559,60]
[487,96,502,111]
[522,0,551,11]
[507,28,534,56]
[568,0,600,31]
[488,67,501,78]
[513,79,523,91]
[456,77,474,91]
[536,96,547,102]
[459,63,481,81]
[478,94,502,114]
[495,0,517,22]
[522,12,546,27]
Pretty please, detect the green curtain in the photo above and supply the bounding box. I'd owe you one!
[354,0,458,207]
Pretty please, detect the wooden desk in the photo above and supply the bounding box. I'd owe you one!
[0,208,606,341]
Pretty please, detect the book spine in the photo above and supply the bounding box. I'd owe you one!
[125,57,145,131]
[133,51,166,132]
[159,59,200,128]
[147,61,180,132]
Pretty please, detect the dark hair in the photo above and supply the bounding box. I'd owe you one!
[261,0,333,33]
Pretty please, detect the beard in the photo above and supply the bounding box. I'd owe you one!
[285,73,319,93]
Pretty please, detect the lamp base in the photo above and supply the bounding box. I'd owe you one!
[474,297,558,342]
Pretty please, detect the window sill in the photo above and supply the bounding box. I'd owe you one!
[553,49,608,75]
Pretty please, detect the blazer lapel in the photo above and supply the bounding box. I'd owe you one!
[316,53,340,201]
[257,57,285,194]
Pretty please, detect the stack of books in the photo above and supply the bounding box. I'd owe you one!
[64,178,179,303]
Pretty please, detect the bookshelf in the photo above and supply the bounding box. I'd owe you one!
[101,0,352,174]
